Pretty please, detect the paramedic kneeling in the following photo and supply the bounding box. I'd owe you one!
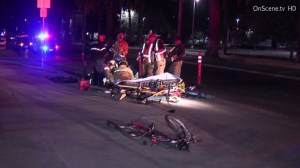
[113,61,134,80]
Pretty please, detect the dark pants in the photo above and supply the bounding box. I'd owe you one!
[83,57,105,86]
[142,62,153,77]
[169,60,183,77]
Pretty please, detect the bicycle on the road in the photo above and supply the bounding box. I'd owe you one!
[107,115,198,151]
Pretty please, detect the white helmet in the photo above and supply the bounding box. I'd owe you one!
[109,60,116,65]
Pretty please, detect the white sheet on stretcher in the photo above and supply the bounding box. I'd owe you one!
[120,73,182,86]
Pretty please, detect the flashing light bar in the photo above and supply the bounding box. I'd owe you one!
[38,33,49,40]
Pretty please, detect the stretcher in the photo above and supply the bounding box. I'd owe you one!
[110,73,185,104]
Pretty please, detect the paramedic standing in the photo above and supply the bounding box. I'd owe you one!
[89,34,108,85]
[111,32,129,61]
[140,35,153,77]
[140,32,166,77]
[148,33,166,75]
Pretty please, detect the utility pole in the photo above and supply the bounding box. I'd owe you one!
[37,0,51,67]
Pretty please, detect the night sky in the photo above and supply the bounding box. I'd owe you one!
[0,0,188,35]
[0,0,38,18]
[0,0,72,35]
[0,0,298,42]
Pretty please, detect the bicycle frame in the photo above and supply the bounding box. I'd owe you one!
[107,116,194,151]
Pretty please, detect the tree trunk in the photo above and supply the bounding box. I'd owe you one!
[222,0,228,55]
[128,2,132,43]
[105,1,115,39]
[296,0,300,62]
[177,0,184,37]
[206,0,220,59]
[81,5,88,66]
[137,1,143,45]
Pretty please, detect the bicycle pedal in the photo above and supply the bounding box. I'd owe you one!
[194,138,202,143]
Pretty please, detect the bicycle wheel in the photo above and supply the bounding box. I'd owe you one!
[165,115,193,142]
[120,123,147,139]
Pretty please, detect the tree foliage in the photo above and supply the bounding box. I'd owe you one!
[220,0,299,61]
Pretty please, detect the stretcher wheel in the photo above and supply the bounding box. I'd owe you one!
[137,98,147,104]
[169,97,179,103]
[111,87,120,98]
[111,93,116,98]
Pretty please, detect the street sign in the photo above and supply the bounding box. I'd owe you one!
[37,0,51,8]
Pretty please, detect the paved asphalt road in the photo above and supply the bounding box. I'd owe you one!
[0,49,300,168]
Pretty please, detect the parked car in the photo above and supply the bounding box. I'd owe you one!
[0,36,6,49]
[44,38,60,54]
[14,35,33,51]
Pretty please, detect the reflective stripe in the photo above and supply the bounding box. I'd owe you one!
[155,40,159,50]
[100,47,106,51]
[91,48,101,51]
[91,47,106,51]
[142,43,152,56]
[154,39,166,61]
[142,43,153,63]
[142,43,145,52]
[114,69,129,73]
[148,44,153,56]
[155,53,165,61]
[155,49,166,55]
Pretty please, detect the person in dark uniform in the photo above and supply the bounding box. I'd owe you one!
[168,37,185,77]
[89,34,108,86]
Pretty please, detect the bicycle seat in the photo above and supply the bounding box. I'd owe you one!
[148,123,155,131]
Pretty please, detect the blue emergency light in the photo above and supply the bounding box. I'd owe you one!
[42,45,48,52]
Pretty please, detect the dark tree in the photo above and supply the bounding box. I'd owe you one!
[296,0,300,62]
